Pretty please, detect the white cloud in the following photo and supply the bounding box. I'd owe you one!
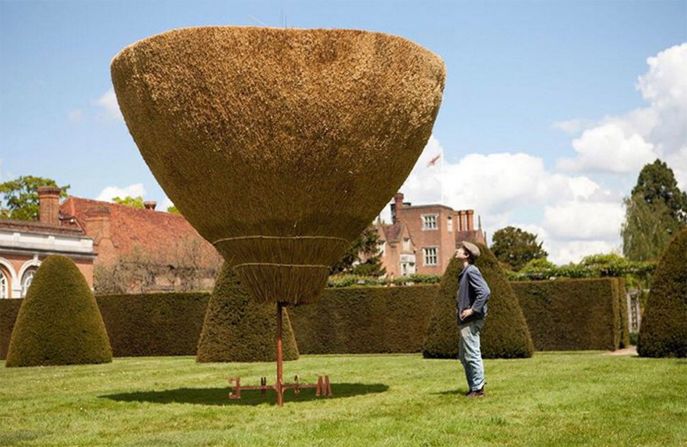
[96,183,146,202]
[557,123,658,173]
[556,43,687,186]
[544,201,625,241]
[385,136,618,264]
[382,44,686,265]
[95,89,123,121]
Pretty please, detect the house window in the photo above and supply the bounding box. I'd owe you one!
[447,216,453,232]
[0,269,8,298]
[422,214,437,230]
[403,237,411,252]
[423,247,438,266]
[21,268,37,298]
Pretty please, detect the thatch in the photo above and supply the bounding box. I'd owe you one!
[111,27,445,305]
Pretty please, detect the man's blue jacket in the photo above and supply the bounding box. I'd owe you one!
[456,264,491,325]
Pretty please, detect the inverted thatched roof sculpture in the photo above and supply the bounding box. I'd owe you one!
[111,27,445,305]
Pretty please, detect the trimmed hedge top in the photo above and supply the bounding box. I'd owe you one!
[6,255,112,367]
[423,244,534,359]
[638,229,687,357]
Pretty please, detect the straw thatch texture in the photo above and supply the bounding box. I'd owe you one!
[111,27,445,305]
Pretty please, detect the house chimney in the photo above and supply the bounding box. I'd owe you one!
[143,200,157,210]
[457,210,466,231]
[84,206,115,263]
[37,186,61,225]
[391,192,404,224]
[466,210,475,231]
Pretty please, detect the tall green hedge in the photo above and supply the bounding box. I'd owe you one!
[0,299,21,360]
[422,245,534,359]
[638,229,687,357]
[197,264,298,362]
[613,278,631,348]
[289,285,437,354]
[97,292,209,356]
[6,255,112,367]
[512,278,628,351]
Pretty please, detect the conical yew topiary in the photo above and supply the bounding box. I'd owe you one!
[422,244,534,359]
[6,255,112,367]
[196,264,299,362]
[637,228,687,357]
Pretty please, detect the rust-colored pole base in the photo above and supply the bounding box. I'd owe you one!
[226,302,333,405]
[276,302,284,407]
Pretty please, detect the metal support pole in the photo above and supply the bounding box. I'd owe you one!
[276,302,284,407]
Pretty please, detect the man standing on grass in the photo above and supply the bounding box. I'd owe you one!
[455,241,491,398]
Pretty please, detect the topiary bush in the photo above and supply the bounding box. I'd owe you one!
[196,264,299,362]
[422,244,534,359]
[637,229,687,357]
[6,255,112,367]
[0,299,21,360]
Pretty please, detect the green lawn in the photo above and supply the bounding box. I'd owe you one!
[1,351,686,446]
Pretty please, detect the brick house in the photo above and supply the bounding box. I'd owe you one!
[59,196,222,293]
[375,192,486,277]
[0,187,96,298]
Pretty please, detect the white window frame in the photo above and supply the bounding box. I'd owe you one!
[0,269,8,299]
[21,269,37,298]
[422,214,438,230]
[447,216,453,232]
[423,247,438,266]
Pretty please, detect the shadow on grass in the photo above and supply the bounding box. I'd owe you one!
[100,383,388,406]
[432,389,468,396]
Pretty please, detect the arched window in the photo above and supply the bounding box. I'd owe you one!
[21,268,37,298]
[0,268,9,299]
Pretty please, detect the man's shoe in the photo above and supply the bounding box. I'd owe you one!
[466,387,485,398]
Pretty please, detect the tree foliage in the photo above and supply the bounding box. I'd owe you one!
[112,195,145,208]
[490,226,548,271]
[622,159,687,261]
[0,176,69,221]
[330,224,385,276]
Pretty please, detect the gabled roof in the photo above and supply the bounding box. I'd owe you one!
[60,197,220,266]
[376,221,413,245]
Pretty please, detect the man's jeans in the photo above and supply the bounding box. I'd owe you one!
[458,318,485,391]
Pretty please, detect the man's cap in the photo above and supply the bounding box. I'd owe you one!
[461,241,481,258]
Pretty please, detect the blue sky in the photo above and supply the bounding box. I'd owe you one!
[1,0,686,263]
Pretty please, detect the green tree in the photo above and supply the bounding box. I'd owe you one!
[330,224,385,276]
[0,176,69,221]
[490,226,548,271]
[167,205,180,214]
[112,195,145,208]
[622,159,687,261]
